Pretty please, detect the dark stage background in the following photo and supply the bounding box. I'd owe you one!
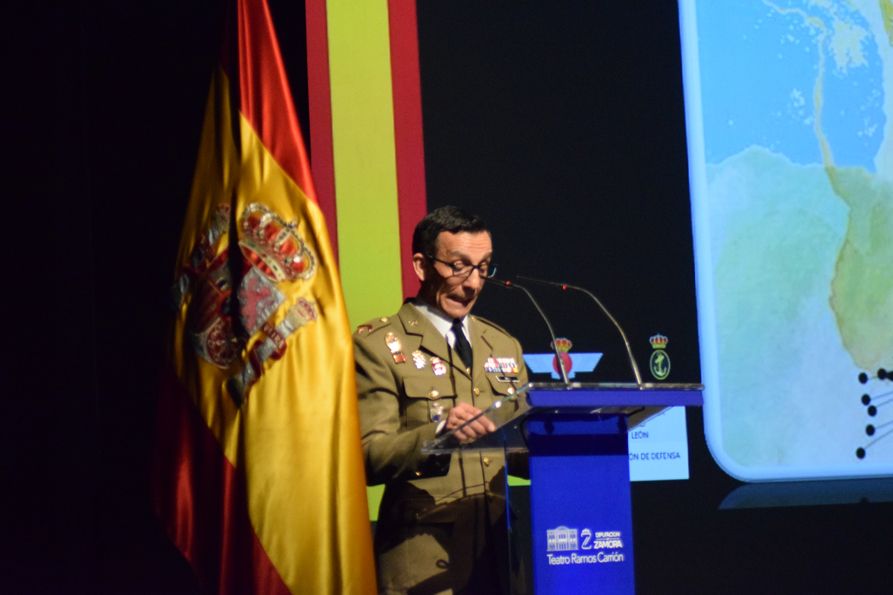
[5,1,891,593]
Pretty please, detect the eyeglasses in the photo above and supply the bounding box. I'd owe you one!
[427,255,497,279]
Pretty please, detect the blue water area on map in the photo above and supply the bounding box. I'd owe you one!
[696,1,883,170]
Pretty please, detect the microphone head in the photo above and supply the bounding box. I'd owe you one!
[484,277,513,288]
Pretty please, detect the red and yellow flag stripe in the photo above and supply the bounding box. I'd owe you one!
[307,0,428,325]
[304,0,429,521]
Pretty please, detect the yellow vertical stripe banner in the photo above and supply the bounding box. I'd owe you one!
[327,0,404,327]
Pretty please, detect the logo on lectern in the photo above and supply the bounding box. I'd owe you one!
[545,527,627,566]
[547,526,579,552]
[524,337,602,380]
[648,333,671,380]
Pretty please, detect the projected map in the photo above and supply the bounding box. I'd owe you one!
[680,0,893,479]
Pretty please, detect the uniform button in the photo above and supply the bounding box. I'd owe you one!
[428,389,439,398]
[473,387,481,396]
[415,470,423,477]
[483,456,491,466]
[379,317,388,322]
[507,387,516,395]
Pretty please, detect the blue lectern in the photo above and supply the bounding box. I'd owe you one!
[425,381,703,594]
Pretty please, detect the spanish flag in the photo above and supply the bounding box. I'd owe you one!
[153,0,376,593]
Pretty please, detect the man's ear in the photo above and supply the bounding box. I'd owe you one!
[412,253,427,283]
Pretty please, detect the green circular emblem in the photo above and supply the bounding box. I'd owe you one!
[649,349,671,380]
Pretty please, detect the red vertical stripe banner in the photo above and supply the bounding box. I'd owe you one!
[388,0,428,298]
[305,0,339,256]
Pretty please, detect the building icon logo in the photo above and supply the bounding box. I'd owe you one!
[547,526,579,552]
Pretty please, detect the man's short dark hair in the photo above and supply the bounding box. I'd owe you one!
[412,206,490,256]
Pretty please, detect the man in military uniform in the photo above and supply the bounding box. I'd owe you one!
[354,206,528,594]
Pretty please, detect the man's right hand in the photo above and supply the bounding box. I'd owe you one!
[442,402,496,442]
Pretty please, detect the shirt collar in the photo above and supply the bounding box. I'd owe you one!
[411,299,469,345]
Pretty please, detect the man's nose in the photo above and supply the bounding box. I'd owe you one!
[462,267,485,290]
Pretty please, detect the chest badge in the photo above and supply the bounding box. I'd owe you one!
[484,356,519,375]
[385,332,407,364]
[431,356,447,376]
[412,350,427,369]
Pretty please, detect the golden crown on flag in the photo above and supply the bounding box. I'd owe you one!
[239,203,316,283]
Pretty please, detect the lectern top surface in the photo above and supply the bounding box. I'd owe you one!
[527,381,704,391]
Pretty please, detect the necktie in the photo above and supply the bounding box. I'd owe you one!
[451,319,473,369]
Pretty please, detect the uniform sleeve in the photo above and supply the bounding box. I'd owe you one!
[354,333,449,485]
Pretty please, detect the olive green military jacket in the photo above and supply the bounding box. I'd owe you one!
[354,301,528,592]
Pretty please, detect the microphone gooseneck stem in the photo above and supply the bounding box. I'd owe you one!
[516,275,644,386]
[485,278,570,385]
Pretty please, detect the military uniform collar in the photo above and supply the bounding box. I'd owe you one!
[398,302,483,378]
[397,302,450,362]
[409,299,470,344]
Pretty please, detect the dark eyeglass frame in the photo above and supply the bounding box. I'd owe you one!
[426,255,497,279]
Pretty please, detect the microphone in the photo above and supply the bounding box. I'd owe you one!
[485,277,570,385]
[515,275,644,386]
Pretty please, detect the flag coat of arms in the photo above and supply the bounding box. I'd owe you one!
[153,1,376,593]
